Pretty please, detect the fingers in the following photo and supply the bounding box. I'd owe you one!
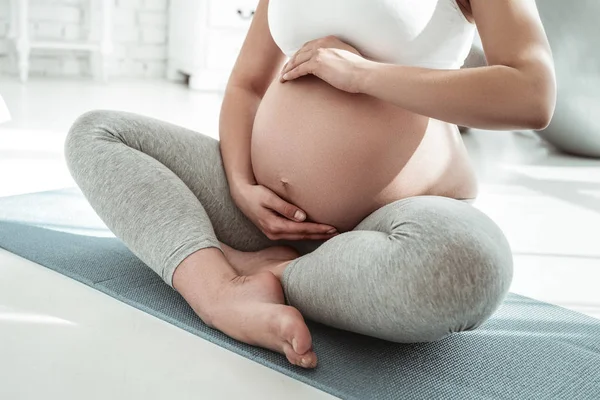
[280,34,356,83]
[258,186,338,240]
[276,218,337,235]
[274,232,338,241]
[281,50,318,82]
[280,49,314,82]
[261,213,339,241]
[265,191,307,222]
[266,231,339,241]
[282,61,315,82]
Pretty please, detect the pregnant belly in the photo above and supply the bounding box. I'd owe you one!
[251,75,477,232]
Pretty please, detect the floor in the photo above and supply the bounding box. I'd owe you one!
[1,78,599,399]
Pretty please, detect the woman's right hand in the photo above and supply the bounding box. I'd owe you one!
[231,182,339,241]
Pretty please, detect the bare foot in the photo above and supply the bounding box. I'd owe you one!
[211,271,317,368]
[220,242,300,279]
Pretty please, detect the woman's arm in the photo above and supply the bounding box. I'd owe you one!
[219,0,286,193]
[357,0,556,131]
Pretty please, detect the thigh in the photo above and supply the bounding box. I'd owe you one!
[73,110,274,252]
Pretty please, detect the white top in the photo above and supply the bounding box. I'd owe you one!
[268,0,476,69]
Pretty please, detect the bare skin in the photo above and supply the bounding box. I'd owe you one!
[219,242,299,280]
[172,247,316,368]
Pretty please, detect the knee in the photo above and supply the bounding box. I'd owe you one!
[64,110,119,167]
[381,199,514,342]
[385,241,513,343]
[451,210,514,333]
[428,212,513,338]
[435,251,513,340]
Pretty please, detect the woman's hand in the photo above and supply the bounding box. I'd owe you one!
[279,35,373,93]
[231,182,338,241]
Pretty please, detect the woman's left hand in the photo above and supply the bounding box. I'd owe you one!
[280,35,373,94]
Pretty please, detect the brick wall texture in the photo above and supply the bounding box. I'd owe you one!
[0,0,170,78]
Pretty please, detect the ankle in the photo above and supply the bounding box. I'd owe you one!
[172,247,239,325]
[173,247,237,284]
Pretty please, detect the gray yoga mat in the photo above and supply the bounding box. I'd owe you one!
[1,188,600,400]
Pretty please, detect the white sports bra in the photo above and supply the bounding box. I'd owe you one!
[268,0,476,70]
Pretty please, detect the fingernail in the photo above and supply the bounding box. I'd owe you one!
[327,228,337,234]
[301,358,310,367]
[283,73,290,80]
[292,338,298,353]
[294,210,306,221]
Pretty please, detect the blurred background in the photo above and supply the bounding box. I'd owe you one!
[0,0,599,398]
[0,0,263,195]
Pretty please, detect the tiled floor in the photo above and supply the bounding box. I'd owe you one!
[1,78,599,399]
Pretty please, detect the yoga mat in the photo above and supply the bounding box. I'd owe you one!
[1,188,600,400]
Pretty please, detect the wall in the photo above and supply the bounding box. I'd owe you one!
[0,0,169,78]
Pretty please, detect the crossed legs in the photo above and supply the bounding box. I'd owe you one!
[65,110,513,368]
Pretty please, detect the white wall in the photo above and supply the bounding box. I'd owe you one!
[0,0,170,78]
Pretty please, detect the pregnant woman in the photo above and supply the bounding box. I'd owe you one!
[64,0,555,368]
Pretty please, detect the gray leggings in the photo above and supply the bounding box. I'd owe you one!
[64,110,513,343]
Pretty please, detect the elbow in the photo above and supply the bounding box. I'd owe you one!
[526,99,555,131]
[524,67,557,131]
[507,96,554,131]
[517,75,556,131]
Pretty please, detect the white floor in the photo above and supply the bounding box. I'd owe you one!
[1,78,599,399]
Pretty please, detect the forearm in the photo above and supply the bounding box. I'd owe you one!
[357,61,556,131]
[218,84,261,194]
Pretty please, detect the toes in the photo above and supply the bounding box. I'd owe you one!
[280,308,313,354]
[283,345,318,368]
[298,350,318,368]
[277,306,317,367]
